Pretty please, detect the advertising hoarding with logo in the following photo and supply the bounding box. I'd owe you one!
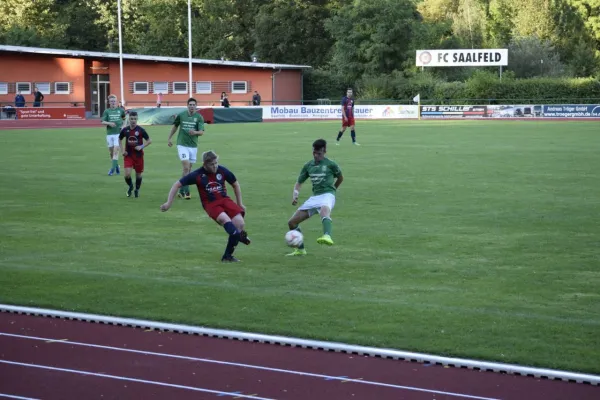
[420,105,487,118]
[416,49,508,67]
[262,105,418,119]
[542,105,600,118]
[16,107,86,120]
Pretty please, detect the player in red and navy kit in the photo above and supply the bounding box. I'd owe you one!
[160,150,251,262]
[336,88,360,146]
[118,111,152,198]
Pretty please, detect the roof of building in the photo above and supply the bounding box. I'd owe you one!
[0,45,312,70]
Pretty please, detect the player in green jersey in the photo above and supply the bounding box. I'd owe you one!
[101,94,126,176]
[286,139,344,256]
[167,97,205,199]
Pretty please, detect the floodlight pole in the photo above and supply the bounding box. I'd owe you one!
[117,0,125,106]
[188,0,193,97]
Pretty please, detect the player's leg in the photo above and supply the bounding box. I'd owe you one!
[107,135,116,175]
[110,135,120,173]
[176,146,192,199]
[286,209,310,256]
[215,210,241,262]
[350,119,359,145]
[133,159,144,198]
[123,158,134,197]
[315,193,336,246]
[336,123,347,145]
[226,200,251,245]
[185,148,198,199]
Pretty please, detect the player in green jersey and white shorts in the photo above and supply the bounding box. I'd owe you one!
[101,94,126,176]
[167,97,205,199]
[286,139,344,256]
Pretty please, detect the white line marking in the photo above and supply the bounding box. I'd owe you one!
[0,360,273,400]
[0,394,40,400]
[0,332,499,400]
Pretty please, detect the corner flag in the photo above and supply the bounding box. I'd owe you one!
[413,94,421,120]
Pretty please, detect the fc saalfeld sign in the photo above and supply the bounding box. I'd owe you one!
[416,49,508,67]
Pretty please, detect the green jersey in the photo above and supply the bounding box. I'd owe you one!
[297,158,342,196]
[173,111,205,148]
[101,107,125,135]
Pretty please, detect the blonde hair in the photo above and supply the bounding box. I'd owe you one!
[202,150,218,163]
[108,94,118,101]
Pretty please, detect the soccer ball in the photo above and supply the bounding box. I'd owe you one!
[285,230,303,247]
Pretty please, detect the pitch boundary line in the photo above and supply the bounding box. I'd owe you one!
[0,332,498,400]
[1,304,599,386]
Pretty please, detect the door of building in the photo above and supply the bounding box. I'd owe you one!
[90,74,110,117]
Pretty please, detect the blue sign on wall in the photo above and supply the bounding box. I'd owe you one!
[542,105,600,118]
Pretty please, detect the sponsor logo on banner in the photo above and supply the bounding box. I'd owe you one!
[416,49,508,67]
[263,105,418,119]
[420,105,487,118]
[487,105,541,118]
[541,105,600,118]
[16,107,86,120]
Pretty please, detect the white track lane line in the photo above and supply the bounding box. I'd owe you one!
[0,360,273,400]
[0,332,499,400]
[0,395,40,400]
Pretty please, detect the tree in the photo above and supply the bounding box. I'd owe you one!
[253,0,334,67]
[507,36,567,78]
[325,0,419,81]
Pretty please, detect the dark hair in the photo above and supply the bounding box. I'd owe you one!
[187,97,197,105]
[129,111,138,117]
[312,139,327,151]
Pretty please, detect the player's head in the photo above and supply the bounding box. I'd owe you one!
[312,139,327,162]
[202,150,219,173]
[108,94,118,108]
[187,97,197,114]
[128,111,138,127]
[346,88,353,98]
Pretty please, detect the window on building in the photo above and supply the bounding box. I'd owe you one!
[133,82,149,94]
[35,82,51,94]
[0,82,8,95]
[231,81,247,94]
[173,82,188,94]
[195,81,212,94]
[54,82,70,95]
[153,81,168,94]
[16,82,32,94]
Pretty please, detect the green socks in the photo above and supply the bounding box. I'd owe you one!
[322,217,332,236]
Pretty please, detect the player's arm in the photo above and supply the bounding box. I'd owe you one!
[231,181,245,211]
[160,181,183,212]
[190,116,205,136]
[161,173,193,211]
[293,165,309,205]
[341,98,348,120]
[136,131,152,151]
[100,110,115,127]
[119,131,127,156]
[333,164,344,189]
[167,116,180,146]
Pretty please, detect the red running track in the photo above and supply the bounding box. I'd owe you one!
[0,313,598,400]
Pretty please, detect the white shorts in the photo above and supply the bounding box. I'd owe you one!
[298,193,336,216]
[177,145,198,163]
[106,134,120,148]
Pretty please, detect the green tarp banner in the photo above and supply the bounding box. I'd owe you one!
[213,108,263,123]
[129,107,262,125]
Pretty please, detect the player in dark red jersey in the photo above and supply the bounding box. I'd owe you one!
[118,111,152,198]
[336,88,360,146]
[160,150,251,262]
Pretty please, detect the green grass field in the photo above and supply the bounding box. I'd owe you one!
[1,120,599,374]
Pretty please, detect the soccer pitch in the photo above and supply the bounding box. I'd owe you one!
[1,120,599,374]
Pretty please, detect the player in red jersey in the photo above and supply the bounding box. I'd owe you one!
[118,111,152,198]
[160,150,251,262]
[336,88,360,145]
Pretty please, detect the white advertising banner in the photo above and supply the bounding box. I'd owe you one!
[416,49,508,67]
[263,105,418,119]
